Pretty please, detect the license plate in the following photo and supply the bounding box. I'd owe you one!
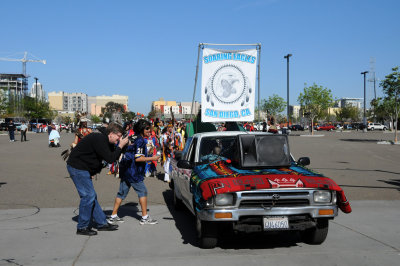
[263,216,289,230]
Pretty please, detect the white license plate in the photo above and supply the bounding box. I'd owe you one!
[263,216,289,230]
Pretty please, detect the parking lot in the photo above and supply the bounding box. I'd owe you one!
[0,130,399,265]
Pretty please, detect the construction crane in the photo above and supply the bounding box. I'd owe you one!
[0,51,46,76]
[0,51,46,117]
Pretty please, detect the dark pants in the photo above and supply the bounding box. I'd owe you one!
[21,130,27,142]
[9,131,14,141]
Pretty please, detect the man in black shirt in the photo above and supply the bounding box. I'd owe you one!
[8,119,15,142]
[67,122,129,236]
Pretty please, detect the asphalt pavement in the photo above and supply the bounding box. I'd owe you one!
[0,130,399,265]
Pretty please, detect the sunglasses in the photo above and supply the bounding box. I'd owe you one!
[145,127,151,130]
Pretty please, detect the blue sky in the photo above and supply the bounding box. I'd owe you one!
[1,0,399,114]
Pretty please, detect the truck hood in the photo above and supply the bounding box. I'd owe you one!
[191,160,351,214]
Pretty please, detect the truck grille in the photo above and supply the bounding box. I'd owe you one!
[239,199,310,208]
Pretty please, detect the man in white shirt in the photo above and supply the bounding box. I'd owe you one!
[20,121,28,142]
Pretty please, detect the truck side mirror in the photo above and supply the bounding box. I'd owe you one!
[177,160,194,169]
[297,157,310,166]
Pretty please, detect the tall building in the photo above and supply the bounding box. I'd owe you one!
[30,82,46,102]
[0,73,27,99]
[335,98,362,109]
[289,105,301,119]
[0,73,28,115]
[88,94,129,116]
[48,91,88,113]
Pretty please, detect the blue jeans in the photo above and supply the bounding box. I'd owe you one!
[9,131,14,141]
[67,165,107,229]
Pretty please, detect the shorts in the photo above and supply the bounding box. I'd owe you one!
[117,179,148,199]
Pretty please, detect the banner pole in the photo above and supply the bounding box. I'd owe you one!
[257,44,261,123]
[202,43,260,47]
[188,43,203,137]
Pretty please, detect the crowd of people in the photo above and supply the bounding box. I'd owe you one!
[4,114,277,236]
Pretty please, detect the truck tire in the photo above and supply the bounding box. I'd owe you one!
[196,211,218,249]
[302,218,329,245]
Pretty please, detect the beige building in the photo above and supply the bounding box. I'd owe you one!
[88,94,129,116]
[152,98,177,112]
[48,91,64,111]
[48,91,88,113]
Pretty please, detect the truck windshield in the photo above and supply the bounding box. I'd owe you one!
[199,136,237,163]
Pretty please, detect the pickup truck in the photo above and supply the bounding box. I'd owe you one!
[171,131,351,248]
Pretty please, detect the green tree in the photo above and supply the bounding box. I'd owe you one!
[262,94,286,116]
[298,83,334,135]
[22,96,55,120]
[0,88,8,116]
[335,105,360,123]
[379,66,400,142]
[90,115,102,124]
[122,111,136,121]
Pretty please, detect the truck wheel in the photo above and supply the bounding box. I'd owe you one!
[371,127,374,131]
[173,187,184,211]
[302,218,329,245]
[196,211,218,249]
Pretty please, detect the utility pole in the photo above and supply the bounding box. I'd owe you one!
[284,54,292,128]
[34,77,38,133]
[361,71,369,132]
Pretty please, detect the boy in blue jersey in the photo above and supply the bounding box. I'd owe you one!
[108,119,160,225]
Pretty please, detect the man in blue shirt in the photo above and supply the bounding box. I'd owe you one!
[108,119,160,225]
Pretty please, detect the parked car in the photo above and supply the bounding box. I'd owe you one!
[171,131,351,248]
[343,124,352,130]
[0,122,7,131]
[367,123,387,131]
[315,124,336,131]
[289,124,304,131]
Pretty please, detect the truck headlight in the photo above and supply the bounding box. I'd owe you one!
[313,191,331,203]
[215,193,234,206]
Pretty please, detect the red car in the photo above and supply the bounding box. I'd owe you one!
[316,124,336,131]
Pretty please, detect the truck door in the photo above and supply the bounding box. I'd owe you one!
[181,137,197,208]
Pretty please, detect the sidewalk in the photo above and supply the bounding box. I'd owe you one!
[1,201,399,266]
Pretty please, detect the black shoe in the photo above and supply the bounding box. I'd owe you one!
[76,228,97,236]
[97,223,118,231]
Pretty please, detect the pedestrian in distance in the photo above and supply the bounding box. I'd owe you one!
[8,119,15,142]
[20,121,28,142]
[108,119,160,225]
[66,122,129,236]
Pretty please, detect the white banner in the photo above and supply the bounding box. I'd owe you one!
[201,48,257,122]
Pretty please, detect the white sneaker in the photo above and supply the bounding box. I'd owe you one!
[139,215,158,225]
[107,215,124,224]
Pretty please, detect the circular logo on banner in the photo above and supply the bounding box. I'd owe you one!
[205,64,252,107]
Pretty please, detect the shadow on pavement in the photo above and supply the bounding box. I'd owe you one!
[162,189,301,249]
[0,182,6,188]
[314,167,400,176]
[71,202,141,225]
[104,202,141,221]
[378,179,400,191]
[162,189,198,247]
[339,138,383,143]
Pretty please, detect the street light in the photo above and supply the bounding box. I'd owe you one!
[34,77,38,133]
[361,71,368,131]
[284,54,292,127]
